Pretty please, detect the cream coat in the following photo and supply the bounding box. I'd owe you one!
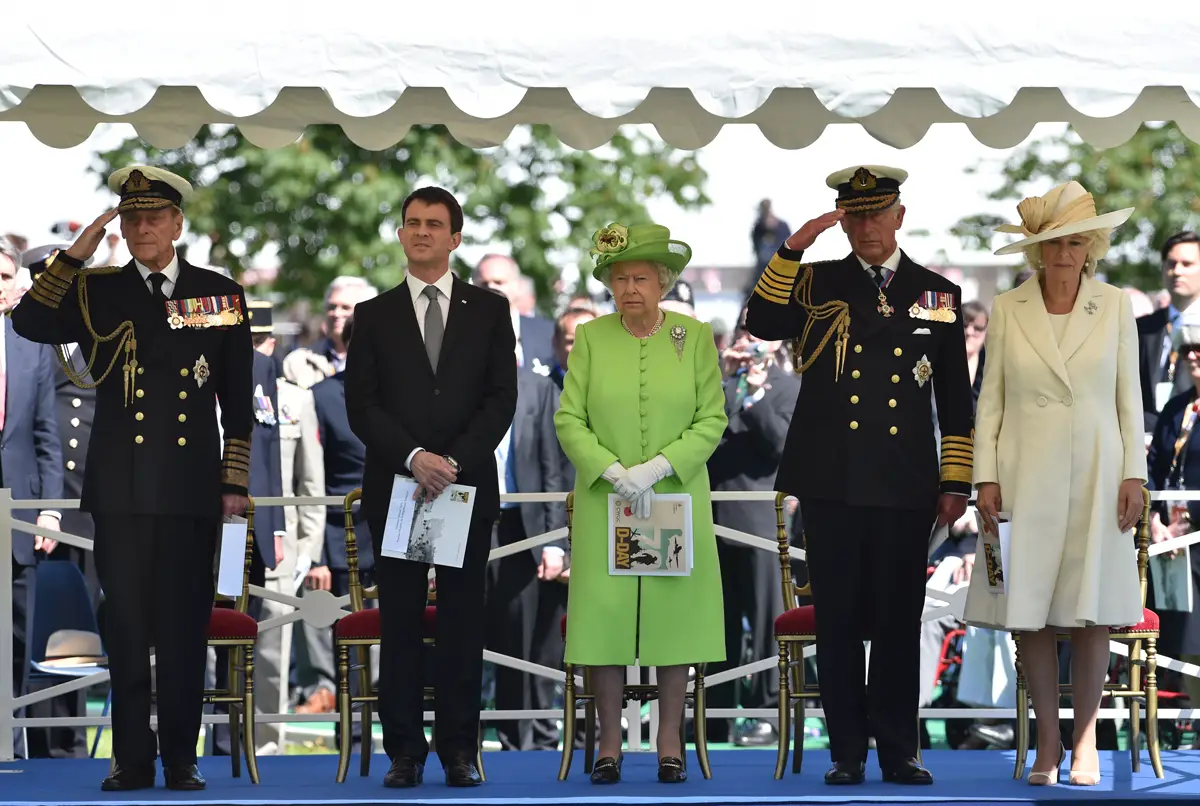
[964,275,1147,630]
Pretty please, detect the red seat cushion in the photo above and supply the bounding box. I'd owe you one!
[207,607,258,640]
[774,605,816,637]
[1112,608,1159,634]
[333,606,437,640]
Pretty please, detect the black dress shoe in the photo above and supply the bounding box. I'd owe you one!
[734,720,779,747]
[383,756,424,788]
[882,758,934,785]
[100,765,156,792]
[163,764,206,791]
[444,756,482,787]
[824,761,866,785]
[658,756,687,783]
[590,754,623,784]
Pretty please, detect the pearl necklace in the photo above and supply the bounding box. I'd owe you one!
[621,310,665,339]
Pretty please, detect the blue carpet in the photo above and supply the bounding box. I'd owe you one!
[2,749,1199,805]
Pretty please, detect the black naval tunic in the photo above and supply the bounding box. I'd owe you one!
[11,253,253,772]
[745,245,974,769]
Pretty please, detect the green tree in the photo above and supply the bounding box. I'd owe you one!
[91,125,709,309]
[951,123,1200,288]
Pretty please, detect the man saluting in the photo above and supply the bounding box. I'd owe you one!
[744,166,973,786]
[12,166,253,792]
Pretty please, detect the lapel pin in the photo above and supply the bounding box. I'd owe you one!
[1085,300,1098,315]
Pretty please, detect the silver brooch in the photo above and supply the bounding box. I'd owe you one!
[1084,300,1098,315]
[670,324,687,361]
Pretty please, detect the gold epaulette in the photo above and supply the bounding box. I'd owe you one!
[786,262,851,381]
[39,260,141,406]
[940,433,974,485]
[222,438,252,489]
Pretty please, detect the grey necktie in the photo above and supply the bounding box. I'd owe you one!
[422,285,444,371]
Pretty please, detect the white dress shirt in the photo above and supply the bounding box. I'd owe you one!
[135,253,181,297]
[404,270,455,470]
[854,248,902,279]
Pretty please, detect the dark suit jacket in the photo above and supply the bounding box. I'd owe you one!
[708,365,799,540]
[248,350,282,570]
[12,256,254,516]
[745,249,975,510]
[54,349,96,542]
[518,314,556,374]
[1137,307,1187,432]
[345,276,517,549]
[510,368,567,555]
[4,319,65,565]
[312,371,371,571]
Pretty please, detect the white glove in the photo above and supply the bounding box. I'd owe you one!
[630,489,654,520]
[613,455,674,503]
[601,462,626,485]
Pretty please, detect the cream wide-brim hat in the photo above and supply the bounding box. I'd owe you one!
[993,181,1133,256]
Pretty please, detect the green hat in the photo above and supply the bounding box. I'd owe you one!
[589,223,692,283]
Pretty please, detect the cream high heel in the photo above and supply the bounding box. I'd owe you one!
[1027,743,1065,786]
[1068,745,1102,785]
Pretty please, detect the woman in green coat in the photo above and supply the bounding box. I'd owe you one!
[555,222,727,784]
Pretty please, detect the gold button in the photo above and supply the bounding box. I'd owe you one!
[889,399,897,407]
[137,367,144,375]
[178,414,187,423]
[72,398,81,408]
[135,412,144,421]
[850,421,859,430]
[854,345,862,354]
[66,460,76,471]
[69,439,78,448]
[179,391,187,400]
[890,426,898,435]
[181,368,189,377]
[852,370,861,379]
[891,375,900,383]
[136,389,145,398]
[850,395,859,404]
[894,347,903,356]
[135,436,144,444]
[178,437,187,447]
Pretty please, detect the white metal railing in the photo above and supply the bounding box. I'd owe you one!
[4,488,1200,762]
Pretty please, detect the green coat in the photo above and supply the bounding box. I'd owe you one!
[554,311,728,666]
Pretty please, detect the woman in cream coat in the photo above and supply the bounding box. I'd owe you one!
[966,181,1146,787]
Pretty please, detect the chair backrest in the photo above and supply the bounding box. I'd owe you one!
[29,560,102,663]
[1136,486,1152,608]
[773,492,809,611]
[214,496,257,614]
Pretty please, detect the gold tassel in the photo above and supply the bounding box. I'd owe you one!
[55,268,138,406]
[788,266,852,381]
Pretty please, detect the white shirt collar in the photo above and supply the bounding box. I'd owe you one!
[134,251,181,289]
[407,269,455,303]
[855,248,902,275]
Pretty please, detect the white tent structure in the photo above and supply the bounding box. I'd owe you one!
[3,8,1200,151]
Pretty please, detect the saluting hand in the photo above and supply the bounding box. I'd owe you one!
[783,210,845,253]
[66,209,119,263]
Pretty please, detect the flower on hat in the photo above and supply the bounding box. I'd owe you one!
[591,224,629,256]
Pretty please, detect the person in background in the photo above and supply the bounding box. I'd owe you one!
[1137,232,1200,430]
[283,276,378,389]
[706,312,798,747]
[473,254,556,373]
[658,277,696,318]
[555,222,727,784]
[968,181,1145,787]
[752,199,791,269]
[549,308,597,390]
[962,300,988,403]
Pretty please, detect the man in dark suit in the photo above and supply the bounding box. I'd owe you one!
[486,366,568,751]
[1137,231,1200,431]
[345,187,517,788]
[745,165,973,786]
[473,254,555,373]
[548,307,596,392]
[12,165,253,791]
[1,237,66,757]
[304,319,374,745]
[706,321,799,747]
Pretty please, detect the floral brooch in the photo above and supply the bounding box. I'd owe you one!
[670,324,687,360]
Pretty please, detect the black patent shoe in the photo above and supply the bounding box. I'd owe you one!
[383,756,424,788]
[658,756,687,783]
[163,764,206,791]
[824,760,866,785]
[100,764,156,792]
[590,754,623,784]
[444,756,482,788]
[882,758,934,785]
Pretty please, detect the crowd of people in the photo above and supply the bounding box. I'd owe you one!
[3,158,1195,793]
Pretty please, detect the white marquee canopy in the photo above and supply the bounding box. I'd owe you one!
[3,6,1199,151]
